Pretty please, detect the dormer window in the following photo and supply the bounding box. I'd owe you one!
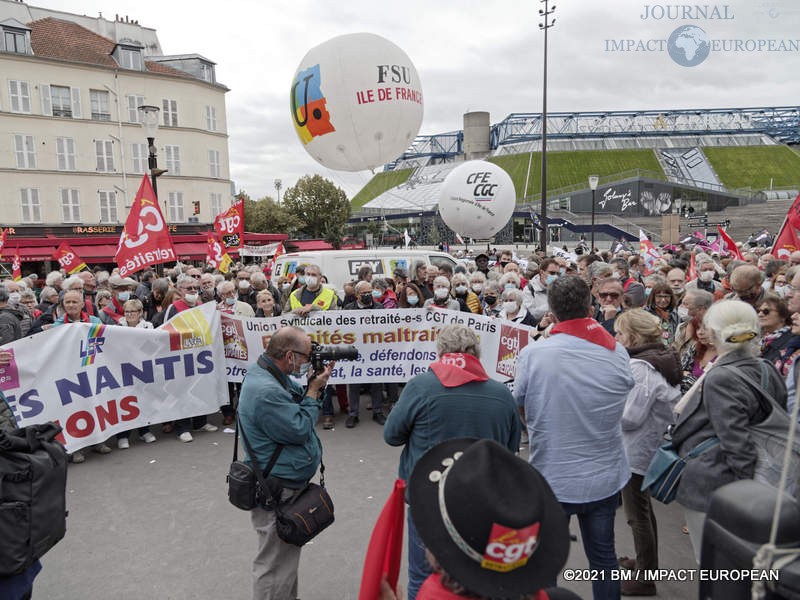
[199,61,214,83]
[113,40,144,70]
[1,19,32,55]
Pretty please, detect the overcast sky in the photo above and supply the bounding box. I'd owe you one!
[33,0,800,199]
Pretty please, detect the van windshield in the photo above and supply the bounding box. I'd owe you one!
[429,255,456,268]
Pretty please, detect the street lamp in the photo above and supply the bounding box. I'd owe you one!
[538,0,556,255]
[137,105,167,202]
[589,174,599,251]
[274,179,283,203]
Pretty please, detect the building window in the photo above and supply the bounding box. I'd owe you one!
[90,89,111,121]
[20,188,41,223]
[56,137,76,171]
[8,80,31,113]
[208,150,221,178]
[2,27,29,54]
[49,85,74,118]
[162,99,178,127]
[168,191,184,222]
[209,193,222,216]
[164,145,180,175]
[205,105,217,131]
[117,47,143,70]
[95,140,115,172]
[98,191,118,223]
[13,134,36,168]
[132,143,148,173]
[60,188,81,223]
[127,94,144,123]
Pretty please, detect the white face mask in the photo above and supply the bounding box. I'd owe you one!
[677,306,689,320]
[699,271,715,282]
[238,280,250,290]
[8,292,21,305]
[305,276,319,288]
[225,296,236,306]
[282,282,291,290]
[502,301,518,314]
[471,283,483,293]
[434,288,449,300]
[117,291,131,302]
[455,285,468,295]
[184,293,199,305]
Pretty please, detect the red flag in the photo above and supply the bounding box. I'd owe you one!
[53,242,87,274]
[206,232,232,274]
[115,174,177,277]
[786,192,800,231]
[11,250,21,281]
[771,219,800,261]
[213,200,244,251]
[687,252,697,281]
[638,229,662,276]
[716,226,744,260]
[0,228,6,259]
[269,242,285,273]
[358,479,406,600]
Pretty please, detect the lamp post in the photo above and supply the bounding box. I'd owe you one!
[538,0,556,255]
[137,105,167,208]
[589,174,599,252]
[274,178,283,203]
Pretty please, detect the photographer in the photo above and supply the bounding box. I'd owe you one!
[237,326,334,600]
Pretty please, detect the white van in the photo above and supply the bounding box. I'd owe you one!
[273,249,456,296]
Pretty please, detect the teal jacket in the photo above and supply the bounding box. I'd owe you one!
[384,369,521,483]
[237,356,322,487]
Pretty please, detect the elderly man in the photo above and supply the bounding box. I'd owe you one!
[236,268,258,310]
[99,275,138,325]
[218,280,255,318]
[384,323,521,600]
[198,272,218,304]
[728,264,765,308]
[0,286,24,344]
[515,275,634,600]
[523,258,559,321]
[673,289,714,355]
[686,258,723,295]
[286,264,338,316]
[595,278,625,335]
[667,268,687,305]
[238,326,333,600]
[77,271,99,316]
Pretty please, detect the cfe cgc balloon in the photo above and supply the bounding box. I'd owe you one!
[290,33,424,172]
[438,161,517,239]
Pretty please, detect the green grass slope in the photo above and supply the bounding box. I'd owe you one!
[704,145,800,190]
[350,168,413,209]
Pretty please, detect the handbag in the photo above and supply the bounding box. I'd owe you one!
[642,437,720,504]
[273,476,335,546]
[226,416,283,511]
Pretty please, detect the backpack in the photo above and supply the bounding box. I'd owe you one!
[721,361,800,499]
[0,421,68,576]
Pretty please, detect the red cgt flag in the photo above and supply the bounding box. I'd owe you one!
[53,242,87,274]
[358,479,406,600]
[11,250,21,281]
[771,219,800,261]
[716,226,744,261]
[213,200,244,251]
[115,175,177,277]
[687,252,697,281]
[206,232,232,274]
[786,192,800,231]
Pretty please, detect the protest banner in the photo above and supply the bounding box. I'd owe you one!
[219,308,535,386]
[238,242,282,257]
[53,242,87,274]
[2,303,227,453]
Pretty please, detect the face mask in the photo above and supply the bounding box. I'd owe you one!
[699,271,714,282]
[545,274,557,286]
[645,288,652,297]
[434,288,449,300]
[238,280,250,290]
[406,295,419,306]
[499,261,509,269]
[775,285,786,295]
[502,301,517,313]
[611,272,621,280]
[504,283,516,291]
[672,286,685,295]
[305,276,319,288]
[291,357,311,379]
[8,292,21,305]
[282,282,291,290]
[677,306,689,320]
[297,276,306,285]
[371,289,382,298]
[455,285,468,295]
[117,291,131,302]
[630,269,639,279]
[359,293,373,305]
[559,267,566,276]
[184,293,199,305]
[485,295,497,306]
[225,296,236,306]
[471,283,483,294]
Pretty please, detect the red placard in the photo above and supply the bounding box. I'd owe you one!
[213,200,244,250]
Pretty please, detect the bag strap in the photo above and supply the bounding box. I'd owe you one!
[717,361,779,418]
[686,436,720,458]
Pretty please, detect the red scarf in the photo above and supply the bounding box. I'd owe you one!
[550,317,617,350]
[63,311,90,323]
[171,299,193,313]
[418,574,552,600]
[102,297,125,323]
[429,353,489,387]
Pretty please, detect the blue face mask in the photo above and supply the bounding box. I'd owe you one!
[297,276,306,285]
[545,274,557,286]
[118,291,131,302]
[291,356,311,379]
[645,288,652,297]
[406,295,419,306]
[371,289,382,298]
[504,283,516,291]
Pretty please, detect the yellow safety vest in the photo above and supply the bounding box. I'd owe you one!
[289,286,336,311]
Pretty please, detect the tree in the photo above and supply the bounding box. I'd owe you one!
[282,175,351,242]
[242,194,304,236]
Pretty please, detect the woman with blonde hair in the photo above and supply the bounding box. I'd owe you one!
[613,309,682,595]
[670,300,787,563]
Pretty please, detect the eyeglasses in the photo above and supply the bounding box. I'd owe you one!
[190,275,201,279]
[290,349,309,360]
[757,308,772,316]
[183,286,200,292]
[598,292,621,299]
[124,309,142,314]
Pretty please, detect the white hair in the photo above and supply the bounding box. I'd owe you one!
[436,323,480,358]
[62,275,83,291]
[45,271,63,287]
[703,299,760,356]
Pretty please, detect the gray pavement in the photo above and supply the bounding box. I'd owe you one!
[36,407,700,600]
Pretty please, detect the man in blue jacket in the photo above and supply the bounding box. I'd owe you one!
[238,326,333,600]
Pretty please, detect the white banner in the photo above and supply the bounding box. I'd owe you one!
[2,303,227,453]
[221,309,535,385]
[238,242,281,257]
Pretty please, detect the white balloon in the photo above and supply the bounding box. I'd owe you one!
[291,33,424,172]
[438,161,517,239]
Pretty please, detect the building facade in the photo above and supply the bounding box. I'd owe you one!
[0,2,232,238]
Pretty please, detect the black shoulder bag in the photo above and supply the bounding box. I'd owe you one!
[226,356,334,546]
